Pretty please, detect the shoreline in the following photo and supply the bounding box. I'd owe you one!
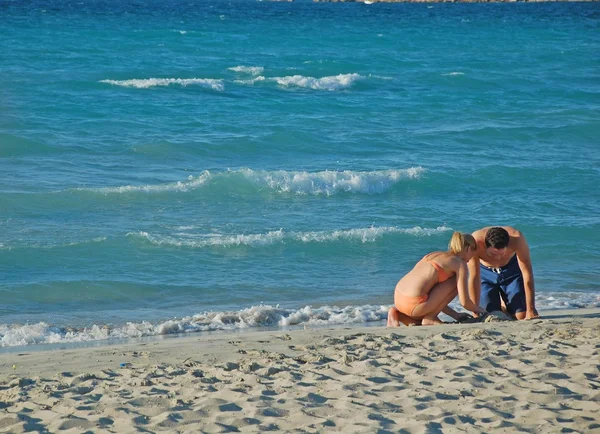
[3,299,598,350]
[2,307,598,371]
[1,308,599,432]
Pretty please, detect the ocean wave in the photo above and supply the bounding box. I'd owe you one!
[238,167,424,195]
[2,293,600,347]
[0,237,107,251]
[0,225,449,252]
[0,304,389,348]
[228,65,264,75]
[369,74,394,80]
[62,238,109,250]
[235,73,363,91]
[0,133,58,158]
[99,78,224,91]
[81,171,213,194]
[76,167,425,196]
[441,72,465,76]
[127,225,452,248]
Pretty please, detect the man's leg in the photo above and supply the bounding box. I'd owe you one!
[503,275,527,320]
[480,266,502,313]
[499,256,527,320]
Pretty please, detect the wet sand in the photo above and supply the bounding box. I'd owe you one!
[1,308,599,433]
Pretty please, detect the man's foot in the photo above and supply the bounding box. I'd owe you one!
[387,307,421,327]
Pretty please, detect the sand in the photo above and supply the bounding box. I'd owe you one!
[1,308,599,433]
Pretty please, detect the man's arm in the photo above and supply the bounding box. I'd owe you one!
[515,233,539,319]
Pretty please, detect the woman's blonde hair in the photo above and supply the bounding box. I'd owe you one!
[448,231,476,255]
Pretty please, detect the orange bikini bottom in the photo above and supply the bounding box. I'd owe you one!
[396,294,428,317]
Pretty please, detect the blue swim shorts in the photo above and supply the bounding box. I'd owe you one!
[479,255,526,315]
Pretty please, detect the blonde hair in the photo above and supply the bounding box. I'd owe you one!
[448,232,476,255]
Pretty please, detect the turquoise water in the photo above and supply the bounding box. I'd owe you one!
[1,0,599,347]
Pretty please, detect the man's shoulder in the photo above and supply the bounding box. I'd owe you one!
[503,226,522,236]
[471,227,489,239]
[503,227,526,248]
[473,226,523,237]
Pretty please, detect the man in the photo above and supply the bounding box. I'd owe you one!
[468,226,539,320]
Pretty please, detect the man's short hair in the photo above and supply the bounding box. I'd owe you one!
[485,227,510,249]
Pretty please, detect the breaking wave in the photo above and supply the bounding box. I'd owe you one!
[0,304,389,347]
[3,293,599,347]
[99,78,225,91]
[77,167,425,196]
[127,225,452,248]
[228,65,265,75]
[235,73,363,91]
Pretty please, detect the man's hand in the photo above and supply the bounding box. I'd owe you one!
[455,313,474,323]
[525,308,540,320]
[472,307,489,317]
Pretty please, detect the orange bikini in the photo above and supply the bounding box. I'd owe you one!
[425,258,452,283]
[395,256,453,317]
[396,294,429,317]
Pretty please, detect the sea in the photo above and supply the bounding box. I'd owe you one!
[1,0,599,348]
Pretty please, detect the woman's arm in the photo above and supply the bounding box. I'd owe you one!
[442,306,473,322]
[467,255,481,307]
[456,260,487,315]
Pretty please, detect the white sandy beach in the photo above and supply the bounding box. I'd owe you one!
[1,308,599,433]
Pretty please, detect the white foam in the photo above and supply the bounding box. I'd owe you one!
[175,226,197,231]
[127,225,452,248]
[302,60,338,65]
[228,66,264,76]
[447,291,600,314]
[75,167,425,196]
[99,78,224,91]
[274,73,361,90]
[0,304,390,347]
[0,323,110,347]
[3,294,599,348]
[535,292,600,310]
[84,171,212,194]
[239,167,425,195]
[233,76,266,86]
[442,72,465,76]
[64,237,107,247]
[369,74,394,80]
[236,73,363,91]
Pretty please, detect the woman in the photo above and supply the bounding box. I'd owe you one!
[387,232,488,326]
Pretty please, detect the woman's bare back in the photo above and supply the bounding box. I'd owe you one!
[395,252,455,297]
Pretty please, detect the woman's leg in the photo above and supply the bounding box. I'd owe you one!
[410,277,458,325]
[387,306,422,327]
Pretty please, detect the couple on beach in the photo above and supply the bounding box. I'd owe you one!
[388,226,540,327]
